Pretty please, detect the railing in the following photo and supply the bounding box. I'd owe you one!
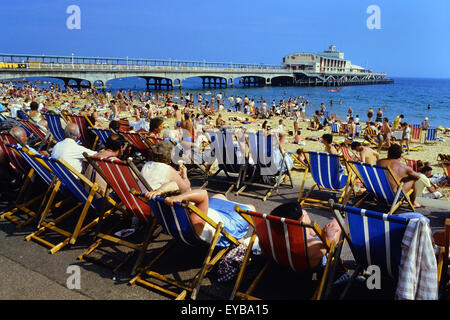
[0,53,286,72]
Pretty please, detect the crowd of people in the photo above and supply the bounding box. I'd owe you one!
[0,80,447,287]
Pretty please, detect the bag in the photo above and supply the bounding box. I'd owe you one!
[216,243,247,283]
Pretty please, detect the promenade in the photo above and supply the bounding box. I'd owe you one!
[1,176,448,301]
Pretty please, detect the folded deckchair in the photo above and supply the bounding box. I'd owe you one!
[236,130,293,201]
[328,199,410,299]
[349,161,415,213]
[77,154,156,274]
[25,153,121,254]
[298,151,353,209]
[230,205,344,300]
[129,195,244,300]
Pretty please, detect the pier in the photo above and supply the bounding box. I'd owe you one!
[0,53,392,90]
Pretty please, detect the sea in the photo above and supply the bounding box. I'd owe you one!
[15,76,450,128]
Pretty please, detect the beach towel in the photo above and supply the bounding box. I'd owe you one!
[395,216,438,300]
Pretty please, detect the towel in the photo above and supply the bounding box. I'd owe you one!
[395,217,438,300]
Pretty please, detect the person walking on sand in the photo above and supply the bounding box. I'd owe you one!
[400,122,411,154]
[367,107,374,122]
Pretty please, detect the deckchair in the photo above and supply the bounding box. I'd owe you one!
[437,153,450,164]
[410,124,422,143]
[201,128,246,195]
[330,123,339,135]
[89,127,112,150]
[349,161,415,213]
[440,163,450,190]
[25,154,121,254]
[119,118,130,132]
[289,152,308,171]
[364,128,380,147]
[66,114,95,148]
[436,218,449,299]
[129,195,243,300]
[44,112,66,143]
[236,130,293,201]
[77,154,156,274]
[17,109,29,121]
[17,119,51,149]
[0,143,42,228]
[424,128,437,143]
[297,151,353,209]
[338,145,360,162]
[119,131,153,159]
[404,159,419,172]
[328,199,411,299]
[230,205,344,300]
[0,131,29,174]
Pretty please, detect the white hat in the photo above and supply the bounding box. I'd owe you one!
[424,117,429,120]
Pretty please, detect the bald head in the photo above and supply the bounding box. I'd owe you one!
[10,126,27,146]
[64,122,80,140]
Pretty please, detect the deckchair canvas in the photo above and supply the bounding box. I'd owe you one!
[67,114,95,148]
[44,112,66,143]
[89,127,112,150]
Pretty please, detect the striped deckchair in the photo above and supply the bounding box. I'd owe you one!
[129,196,245,300]
[120,131,153,159]
[298,151,353,209]
[78,154,156,274]
[329,200,409,299]
[349,161,415,213]
[440,163,450,190]
[338,145,360,162]
[44,112,66,142]
[17,119,49,143]
[0,131,29,174]
[424,128,437,143]
[89,127,112,150]
[404,159,419,172]
[119,118,130,132]
[330,122,339,135]
[410,124,422,143]
[0,144,42,228]
[230,205,343,300]
[437,153,450,164]
[290,152,308,171]
[66,114,95,148]
[25,154,121,254]
[236,130,293,201]
[201,128,246,195]
[17,109,29,120]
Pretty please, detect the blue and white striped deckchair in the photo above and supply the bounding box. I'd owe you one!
[44,112,66,142]
[17,109,29,121]
[25,154,120,254]
[330,122,339,135]
[349,161,415,213]
[236,130,293,201]
[329,200,409,299]
[89,127,112,150]
[424,128,437,143]
[201,128,245,195]
[129,195,241,300]
[298,151,352,209]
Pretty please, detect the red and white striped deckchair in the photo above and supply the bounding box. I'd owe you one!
[119,118,130,132]
[17,119,48,142]
[66,114,95,148]
[78,154,156,274]
[230,205,343,300]
[119,131,153,159]
[404,159,419,172]
[339,145,360,162]
[0,131,29,174]
[410,124,422,143]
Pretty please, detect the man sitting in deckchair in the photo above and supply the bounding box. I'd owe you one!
[377,144,421,208]
[350,141,380,165]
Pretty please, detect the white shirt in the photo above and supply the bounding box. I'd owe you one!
[51,138,96,173]
[140,161,174,191]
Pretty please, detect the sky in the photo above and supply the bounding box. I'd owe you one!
[0,0,449,78]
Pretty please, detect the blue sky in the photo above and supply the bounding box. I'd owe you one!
[0,0,449,78]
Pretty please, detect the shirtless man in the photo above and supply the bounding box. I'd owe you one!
[321,134,338,155]
[180,112,194,144]
[376,144,421,207]
[350,141,379,164]
[378,117,392,151]
[173,104,182,128]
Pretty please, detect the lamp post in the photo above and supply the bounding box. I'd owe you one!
[71,53,74,68]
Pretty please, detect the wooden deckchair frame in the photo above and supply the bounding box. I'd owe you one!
[230,205,343,300]
[348,161,415,214]
[25,155,121,254]
[297,151,354,209]
[77,154,157,275]
[129,194,241,300]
